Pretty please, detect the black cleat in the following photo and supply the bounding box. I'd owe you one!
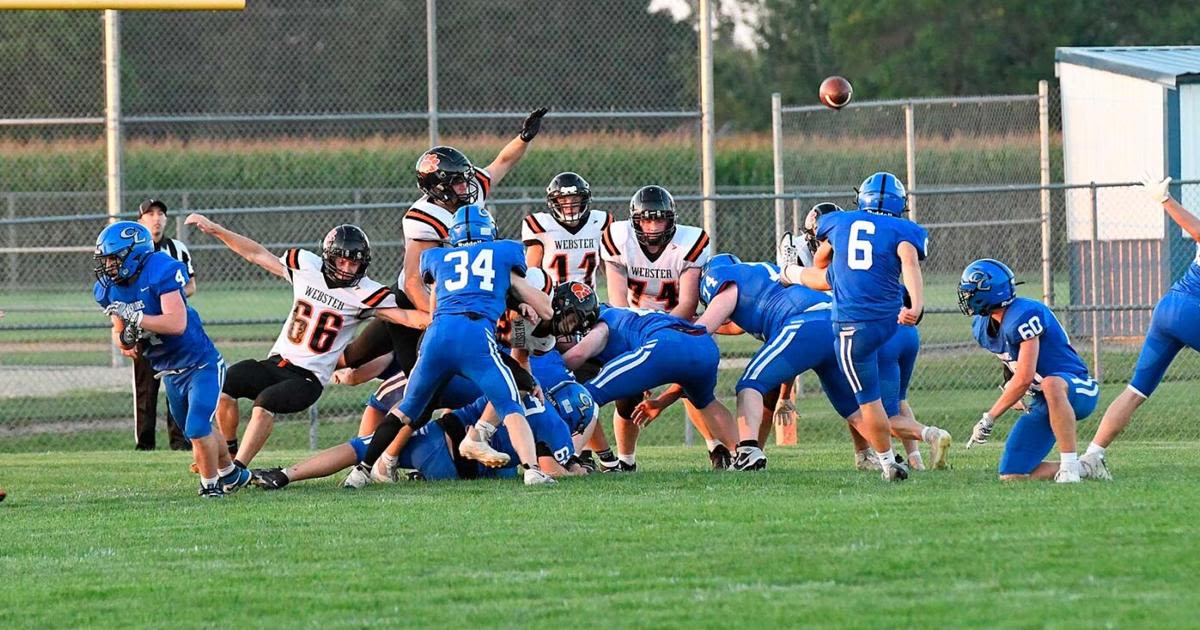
[709,444,732,470]
[198,484,225,499]
[577,451,598,474]
[251,467,290,490]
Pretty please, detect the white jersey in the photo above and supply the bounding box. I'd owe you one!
[601,221,711,312]
[400,167,493,243]
[521,209,611,288]
[269,249,397,385]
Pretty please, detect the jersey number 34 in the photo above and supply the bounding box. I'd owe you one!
[443,249,496,292]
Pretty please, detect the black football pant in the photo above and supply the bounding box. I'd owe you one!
[132,353,188,450]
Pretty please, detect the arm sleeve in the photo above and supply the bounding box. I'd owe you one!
[900,224,929,261]
[600,222,624,265]
[682,229,711,268]
[507,241,528,277]
[521,215,545,244]
[816,213,838,241]
[93,282,110,308]
[1006,304,1046,344]
[150,259,189,299]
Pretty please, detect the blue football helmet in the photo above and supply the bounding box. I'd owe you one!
[957,258,1017,316]
[702,253,741,278]
[547,381,597,434]
[94,221,154,287]
[855,172,907,216]
[448,204,496,246]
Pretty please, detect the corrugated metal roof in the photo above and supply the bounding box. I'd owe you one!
[1055,46,1200,86]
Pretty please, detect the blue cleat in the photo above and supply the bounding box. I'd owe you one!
[199,484,225,499]
[220,466,252,494]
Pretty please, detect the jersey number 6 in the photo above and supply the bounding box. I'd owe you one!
[848,220,875,271]
[287,300,344,353]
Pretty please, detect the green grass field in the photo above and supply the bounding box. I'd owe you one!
[0,443,1196,628]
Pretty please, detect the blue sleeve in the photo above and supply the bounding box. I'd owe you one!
[149,258,188,299]
[700,267,735,305]
[598,307,625,330]
[816,212,839,241]
[901,222,929,261]
[531,407,575,465]
[452,396,489,426]
[1004,302,1046,346]
[93,282,110,308]
[505,241,527,277]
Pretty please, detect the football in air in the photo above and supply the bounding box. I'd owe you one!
[819,76,853,110]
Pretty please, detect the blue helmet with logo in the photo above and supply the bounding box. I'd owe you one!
[957,258,1017,316]
[94,221,154,287]
[448,204,496,246]
[547,381,597,434]
[855,172,907,216]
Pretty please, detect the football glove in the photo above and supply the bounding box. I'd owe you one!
[103,301,134,320]
[965,412,994,449]
[519,107,549,142]
[773,398,797,427]
[1140,175,1171,204]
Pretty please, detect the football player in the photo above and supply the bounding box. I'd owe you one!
[959,259,1100,482]
[93,221,249,498]
[562,305,738,470]
[596,185,733,470]
[1082,176,1200,479]
[352,205,557,486]
[523,172,612,287]
[184,214,428,470]
[778,172,927,481]
[341,108,548,376]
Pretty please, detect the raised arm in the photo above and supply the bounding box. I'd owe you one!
[484,107,547,184]
[185,213,286,278]
[1144,176,1200,242]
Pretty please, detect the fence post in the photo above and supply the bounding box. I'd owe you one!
[309,404,319,450]
[904,101,917,220]
[791,198,801,235]
[425,0,439,147]
[1089,182,1102,382]
[772,92,785,246]
[1039,80,1054,305]
[6,194,15,292]
[353,189,363,227]
[698,0,717,253]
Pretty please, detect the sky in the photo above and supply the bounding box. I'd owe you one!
[648,0,762,51]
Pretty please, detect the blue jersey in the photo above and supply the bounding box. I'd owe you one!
[452,394,575,471]
[817,210,928,322]
[529,350,574,391]
[93,251,219,372]
[594,306,707,364]
[971,297,1089,388]
[420,239,526,323]
[700,262,832,340]
[1170,245,1200,297]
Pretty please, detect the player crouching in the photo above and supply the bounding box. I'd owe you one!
[958,259,1100,482]
[93,222,248,498]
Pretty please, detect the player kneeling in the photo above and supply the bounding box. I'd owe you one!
[958,259,1099,482]
[93,222,248,498]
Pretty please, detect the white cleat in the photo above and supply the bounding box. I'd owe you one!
[342,463,373,489]
[523,467,557,486]
[928,427,953,470]
[881,459,909,482]
[776,232,800,269]
[371,458,400,484]
[855,449,882,471]
[1079,451,1113,481]
[1054,468,1082,484]
[459,437,511,468]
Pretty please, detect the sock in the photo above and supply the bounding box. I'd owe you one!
[233,459,247,470]
[581,449,594,459]
[226,439,238,455]
[380,453,398,468]
[921,426,938,444]
[218,464,235,478]
[876,449,897,468]
[201,476,218,488]
[907,450,924,469]
[1086,442,1106,457]
[596,449,617,463]
[283,468,294,481]
[618,453,636,466]
[705,438,721,451]
[1061,452,1080,473]
[737,439,758,450]
[475,421,498,442]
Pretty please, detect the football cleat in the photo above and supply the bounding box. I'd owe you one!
[855,449,882,471]
[576,451,598,474]
[342,463,373,489]
[458,437,512,468]
[523,467,558,486]
[251,468,290,490]
[1054,468,1082,484]
[928,427,953,470]
[776,232,799,269]
[709,444,732,470]
[198,484,225,499]
[1079,451,1112,481]
[881,458,909,482]
[732,445,767,471]
[371,458,400,484]
[220,466,253,494]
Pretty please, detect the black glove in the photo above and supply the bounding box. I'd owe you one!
[519,107,549,142]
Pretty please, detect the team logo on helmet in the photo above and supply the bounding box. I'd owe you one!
[119,226,148,243]
[571,283,593,300]
[417,153,441,175]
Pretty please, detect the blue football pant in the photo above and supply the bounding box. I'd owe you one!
[1129,290,1200,398]
[833,318,898,405]
[998,375,1100,475]
[735,315,859,419]
[164,359,227,440]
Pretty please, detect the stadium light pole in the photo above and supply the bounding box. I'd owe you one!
[426,0,439,147]
[104,9,124,368]
[698,0,716,249]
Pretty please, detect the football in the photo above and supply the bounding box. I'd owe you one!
[819,75,853,110]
